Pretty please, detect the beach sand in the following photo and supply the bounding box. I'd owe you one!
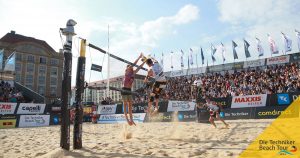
[0,119,273,158]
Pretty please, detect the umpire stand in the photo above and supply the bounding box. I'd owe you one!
[60,19,77,150]
[73,39,86,149]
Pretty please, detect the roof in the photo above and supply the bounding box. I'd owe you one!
[0,31,56,53]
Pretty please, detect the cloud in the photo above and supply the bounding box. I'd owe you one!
[218,0,300,58]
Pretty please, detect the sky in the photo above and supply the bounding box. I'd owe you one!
[0,0,300,86]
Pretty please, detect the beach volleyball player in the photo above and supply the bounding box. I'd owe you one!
[205,98,229,128]
[144,57,167,115]
[121,53,146,126]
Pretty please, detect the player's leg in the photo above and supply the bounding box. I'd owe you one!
[128,97,136,126]
[209,113,217,128]
[216,113,229,128]
[123,99,132,125]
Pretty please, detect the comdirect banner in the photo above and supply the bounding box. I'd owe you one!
[167,101,196,112]
[145,111,197,122]
[97,104,117,115]
[17,103,46,114]
[231,94,267,108]
[0,102,17,114]
[98,113,146,124]
[254,106,299,119]
[18,115,50,127]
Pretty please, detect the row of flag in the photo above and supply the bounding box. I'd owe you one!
[162,30,300,69]
[0,49,16,71]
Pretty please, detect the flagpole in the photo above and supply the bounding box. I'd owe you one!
[196,53,198,74]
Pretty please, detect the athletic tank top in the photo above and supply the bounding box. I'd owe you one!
[123,69,134,88]
[152,62,166,82]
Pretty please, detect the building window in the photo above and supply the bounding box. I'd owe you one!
[15,62,21,72]
[15,73,21,82]
[16,53,22,61]
[38,76,46,85]
[39,65,46,75]
[50,67,58,76]
[27,55,35,63]
[50,87,57,96]
[26,63,35,73]
[50,77,57,86]
[38,86,45,96]
[50,59,58,66]
[26,74,33,84]
[39,57,47,64]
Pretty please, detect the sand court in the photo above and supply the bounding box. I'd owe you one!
[0,119,273,158]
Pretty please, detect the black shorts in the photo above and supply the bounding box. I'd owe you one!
[152,81,167,97]
[121,87,132,95]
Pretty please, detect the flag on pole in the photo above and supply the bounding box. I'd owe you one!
[180,49,184,68]
[281,32,292,53]
[232,41,238,59]
[170,51,174,69]
[189,48,194,66]
[4,52,16,71]
[295,29,300,51]
[200,47,204,65]
[244,39,251,58]
[0,49,3,70]
[211,44,216,62]
[256,37,264,57]
[221,43,226,62]
[268,34,279,54]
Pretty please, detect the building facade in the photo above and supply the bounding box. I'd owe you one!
[0,31,64,103]
[80,74,146,105]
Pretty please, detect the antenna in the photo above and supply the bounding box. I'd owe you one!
[106,24,110,100]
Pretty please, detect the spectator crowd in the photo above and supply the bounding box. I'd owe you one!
[163,62,300,101]
[0,81,25,103]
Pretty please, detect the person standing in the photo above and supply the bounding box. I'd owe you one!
[121,53,146,126]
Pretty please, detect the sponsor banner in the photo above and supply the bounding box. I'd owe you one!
[0,119,16,129]
[167,101,196,112]
[0,102,17,114]
[254,106,299,119]
[97,104,117,115]
[290,53,300,62]
[233,62,244,69]
[244,59,265,68]
[50,114,60,125]
[211,97,231,109]
[231,94,267,108]
[17,103,46,114]
[116,102,168,114]
[266,55,290,65]
[18,115,50,127]
[145,111,196,122]
[221,108,253,120]
[268,92,300,106]
[98,113,146,124]
[169,70,185,77]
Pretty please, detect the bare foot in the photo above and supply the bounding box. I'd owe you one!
[127,121,133,126]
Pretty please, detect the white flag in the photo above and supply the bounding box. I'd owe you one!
[4,52,16,71]
[296,29,300,51]
[256,37,264,56]
[281,32,292,52]
[268,34,279,54]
